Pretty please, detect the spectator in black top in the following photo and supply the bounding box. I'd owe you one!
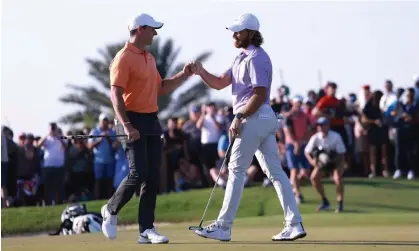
[391,88,418,180]
[361,91,389,178]
[271,85,291,116]
[182,105,204,183]
[163,117,186,191]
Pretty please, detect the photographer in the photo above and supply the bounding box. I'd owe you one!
[305,117,346,213]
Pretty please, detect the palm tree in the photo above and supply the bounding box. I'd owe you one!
[59,38,212,129]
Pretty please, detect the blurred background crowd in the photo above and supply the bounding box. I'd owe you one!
[1,76,419,208]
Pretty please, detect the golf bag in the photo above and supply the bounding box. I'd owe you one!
[49,203,103,236]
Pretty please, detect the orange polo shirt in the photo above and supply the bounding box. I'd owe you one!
[110,42,162,113]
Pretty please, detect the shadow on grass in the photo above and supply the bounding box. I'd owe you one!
[335,179,419,190]
[351,202,419,212]
[172,240,419,246]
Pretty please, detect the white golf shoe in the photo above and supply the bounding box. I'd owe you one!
[194,221,231,241]
[272,222,307,241]
[101,204,117,240]
[138,228,169,244]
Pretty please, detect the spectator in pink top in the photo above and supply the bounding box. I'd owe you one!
[284,95,313,204]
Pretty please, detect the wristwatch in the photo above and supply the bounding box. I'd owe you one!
[235,113,244,121]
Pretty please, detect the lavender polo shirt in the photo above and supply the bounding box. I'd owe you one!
[225,45,273,114]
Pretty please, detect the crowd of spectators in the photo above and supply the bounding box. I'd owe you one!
[1,76,418,208]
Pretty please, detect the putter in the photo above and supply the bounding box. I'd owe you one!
[60,134,128,140]
[189,137,236,231]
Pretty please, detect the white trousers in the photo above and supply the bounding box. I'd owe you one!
[217,105,302,229]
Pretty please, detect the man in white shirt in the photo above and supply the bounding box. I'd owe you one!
[380,80,397,112]
[305,117,346,213]
[37,122,67,205]
[196,102,223,186]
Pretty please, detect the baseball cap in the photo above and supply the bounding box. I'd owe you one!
[99,113,109,121]
[128,13,164,31]
[292,95,303,103]
[316,117,329,125]
[190,105,200,113]
[226,13,260,32]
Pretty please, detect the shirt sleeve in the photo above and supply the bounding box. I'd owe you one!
[248,56,272,89]
[110,53,130,89]
[304,135,316,153]
[88,129,99,144]
[218,135,227,152]
[334,133,347,154]
[314,97,326,110]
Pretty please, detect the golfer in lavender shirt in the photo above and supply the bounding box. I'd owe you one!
[192,13,306,242]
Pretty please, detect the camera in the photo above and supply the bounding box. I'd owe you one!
[311,146,337,169]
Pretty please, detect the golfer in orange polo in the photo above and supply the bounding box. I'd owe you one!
[100,13,195,244]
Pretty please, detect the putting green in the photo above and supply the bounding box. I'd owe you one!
[3,213,419,251]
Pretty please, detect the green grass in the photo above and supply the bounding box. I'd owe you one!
[2,178,419,235]
[3,214,419,251]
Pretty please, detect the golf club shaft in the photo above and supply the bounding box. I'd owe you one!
[60,134,128,140]
[198,137,236,227]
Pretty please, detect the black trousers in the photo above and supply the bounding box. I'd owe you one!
[107,111,162,233]
[395,127,416,174]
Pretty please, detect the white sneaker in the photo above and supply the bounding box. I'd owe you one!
[407,170,415,180]
[393,169,402,179]
[101,204,117,240]
[138,228,169,244]
[194,221,231,241]
[272,222,307,241]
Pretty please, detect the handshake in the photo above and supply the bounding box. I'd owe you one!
[182,61,204,77]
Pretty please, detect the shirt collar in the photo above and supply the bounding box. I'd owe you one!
[125,42,146,54]
[242,45,257,56]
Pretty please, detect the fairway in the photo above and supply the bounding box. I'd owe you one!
[3,214,419,251]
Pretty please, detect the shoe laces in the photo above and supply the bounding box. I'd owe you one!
[280,222,293,235]
[146,228,162,237]
[205,221,220,231]
[105,214,117,225]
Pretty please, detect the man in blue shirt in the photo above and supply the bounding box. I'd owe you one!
[89,113,117,199]
[390,88,418,180]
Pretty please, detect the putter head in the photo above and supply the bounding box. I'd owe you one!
[188,226,203,231]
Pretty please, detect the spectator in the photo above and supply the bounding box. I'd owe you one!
[66,133,92,200]
[163,117,186,191]
[283,96,313,204]
[1,128,9,208]
[271,85,291,116]
[359,84,372,110]
[182,105,204,184]
[15,133,42,206]
[18,133,26,147]
[37,122,67,205]
[88,113,116,199]
[305,117,347,213]
[302,98,316,125]
[362,91,389,178]
[307,90,317,103]
[196,103,223,185]
[312,82,349,150]
[2,127,18,207]
[413,74,419,104]
[213,132,229,188]
[380,80,397,113]
[113,143,128,192]
[174,154,202,192]
[391,88,418,180]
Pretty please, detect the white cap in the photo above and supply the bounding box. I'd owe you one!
[128,13,164,31]
[99,113,109,121]
[413,74,419,82]
[226,13,260,32]
[292,95,303,103]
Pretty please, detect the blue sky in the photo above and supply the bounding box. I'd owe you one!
[1,0,419,137]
